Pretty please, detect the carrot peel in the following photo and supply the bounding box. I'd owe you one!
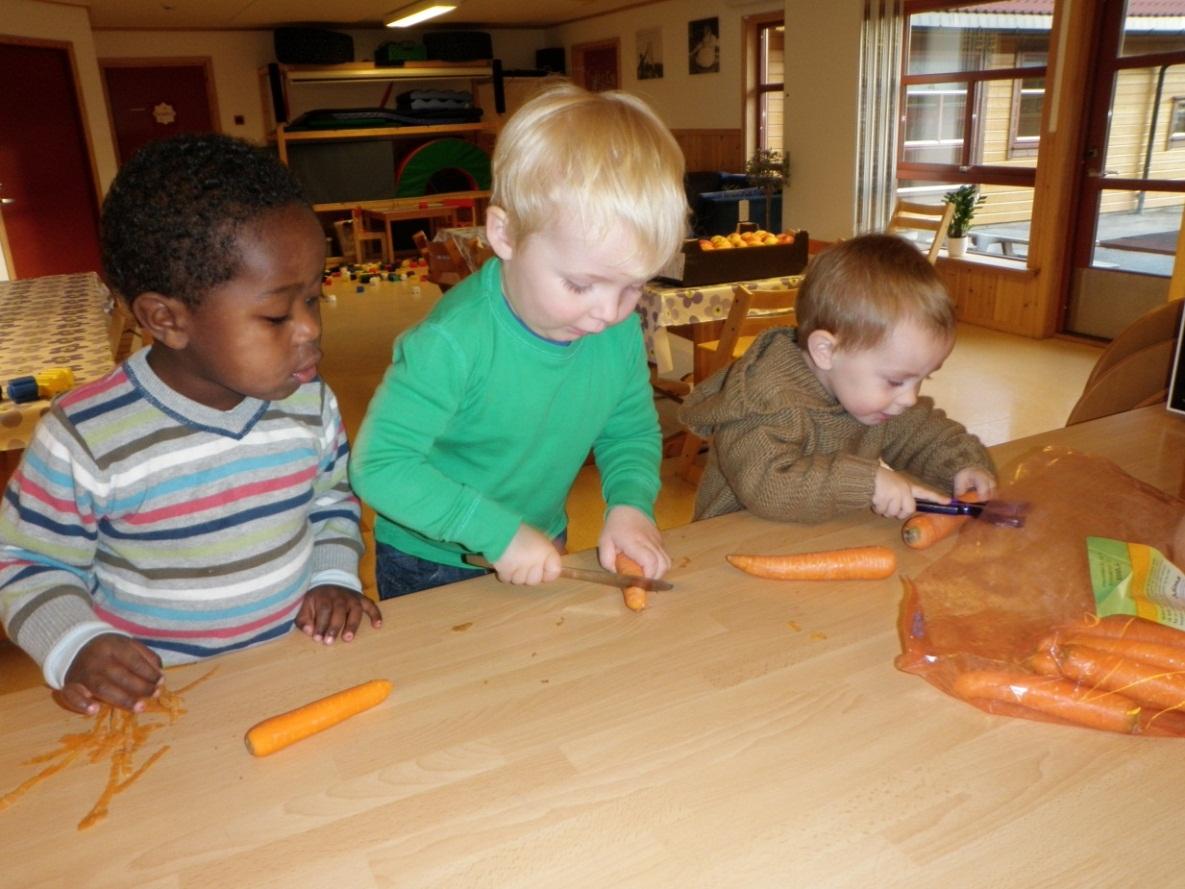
[245,679,392,757]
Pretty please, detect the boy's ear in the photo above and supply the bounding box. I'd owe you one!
[131,292,192,350]
[805,329,838,370]
[484,206,516,261]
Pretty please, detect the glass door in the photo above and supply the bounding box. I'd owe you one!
[1066,0,1185,338]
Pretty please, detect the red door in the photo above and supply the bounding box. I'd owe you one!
[102,62,216,164]
[0,41,103,278]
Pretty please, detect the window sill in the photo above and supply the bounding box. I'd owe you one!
[937,251,1039,277]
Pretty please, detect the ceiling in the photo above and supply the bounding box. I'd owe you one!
[76,0,653,30]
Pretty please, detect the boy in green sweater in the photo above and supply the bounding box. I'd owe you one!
[350,83,687,597]
[679,233,997,523]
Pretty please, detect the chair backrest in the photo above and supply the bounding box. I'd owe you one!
[887,199,956,264]
[1083,298,1183,390]
[705,284,799,378]
[423,236,467,288]
[1066,339,1176,425]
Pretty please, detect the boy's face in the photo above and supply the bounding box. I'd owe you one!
[143,204,325,411]
[486,208,653,342]
[808,317,954,426]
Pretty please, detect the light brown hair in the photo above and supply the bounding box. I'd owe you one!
[490,81,688,276]
[795,233,955,351]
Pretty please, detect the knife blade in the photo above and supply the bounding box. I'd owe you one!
[464,555,674,592]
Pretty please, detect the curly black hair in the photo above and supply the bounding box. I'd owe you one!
[101,132,309,307]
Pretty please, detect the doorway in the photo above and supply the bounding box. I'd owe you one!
[101,60,218,164]
[0,39,103,280]
[1066,0,1185,338]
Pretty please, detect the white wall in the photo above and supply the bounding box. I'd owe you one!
[781,0,863,241]
[546,0,783,131]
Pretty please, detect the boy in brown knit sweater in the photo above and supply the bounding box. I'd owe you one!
[678,233,996,523]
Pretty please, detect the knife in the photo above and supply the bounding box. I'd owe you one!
[463,554,674,592]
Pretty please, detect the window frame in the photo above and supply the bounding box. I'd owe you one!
[743,12,785,162]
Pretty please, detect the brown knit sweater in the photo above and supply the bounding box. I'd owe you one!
[678,327,995,522]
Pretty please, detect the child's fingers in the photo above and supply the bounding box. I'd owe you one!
[54,683,101,716]
[294,595,317,636]
[357,595,382,630]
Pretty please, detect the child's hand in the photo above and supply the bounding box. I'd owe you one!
[296,585,383,645]
[58,633,163,715]
[493,524,563,585]
[597,505,671,578]
[873,466,945,521]
[953,467,997,500]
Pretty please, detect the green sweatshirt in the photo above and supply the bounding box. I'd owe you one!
[350,258,661,567]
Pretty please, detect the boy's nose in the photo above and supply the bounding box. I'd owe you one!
[294,303,322,342]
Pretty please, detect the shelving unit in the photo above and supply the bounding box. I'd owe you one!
[260,60,499,247]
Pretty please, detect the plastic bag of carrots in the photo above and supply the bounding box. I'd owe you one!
[896,446,1185,736]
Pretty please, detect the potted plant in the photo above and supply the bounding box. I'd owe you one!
[942,184,986,258]
[745,148,791,232]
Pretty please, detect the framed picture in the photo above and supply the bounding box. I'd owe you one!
[689,17,720,75]
[636,27,663,80]
[572,39,620,92]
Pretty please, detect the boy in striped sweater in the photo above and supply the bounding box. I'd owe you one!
[0,134,380,715]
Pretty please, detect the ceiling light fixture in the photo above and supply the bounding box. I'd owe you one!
[384,1,459,28]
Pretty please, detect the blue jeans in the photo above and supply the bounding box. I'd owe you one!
[375,542,486,599]
[375,531,569,600]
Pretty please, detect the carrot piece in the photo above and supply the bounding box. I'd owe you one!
[901,513,969,549]
[615,553,647,612]
[1060,615,1185,650]
[244,679,392,757]
[1052,644,1185,712]
[952,670,1141,734]
[726,545,896,580]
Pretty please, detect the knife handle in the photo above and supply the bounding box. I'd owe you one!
[914,498,983,517]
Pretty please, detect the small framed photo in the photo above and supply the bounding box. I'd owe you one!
[689,17,719,75]
[636,27,663,80]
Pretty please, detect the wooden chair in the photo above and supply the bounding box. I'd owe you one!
[1066,299,1183,425]
[347,208,391,264]
[106,299,149,362]
[421,234,467,289]
[887,199,956,264]
[676,284,799,481]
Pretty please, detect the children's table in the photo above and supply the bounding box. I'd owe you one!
[0,271,114,456]
[3,407,1183,887]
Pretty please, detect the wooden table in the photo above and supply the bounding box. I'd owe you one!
[0,272,114,454]
[2,407,1182,888]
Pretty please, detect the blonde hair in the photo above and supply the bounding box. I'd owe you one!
[490,81,688,274]
[795,234,956,351]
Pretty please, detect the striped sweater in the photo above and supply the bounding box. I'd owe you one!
[0,348,363,687]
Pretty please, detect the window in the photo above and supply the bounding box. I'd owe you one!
[1170,97,1185,146]
[899,0,1052,260]
[744,14,784,160]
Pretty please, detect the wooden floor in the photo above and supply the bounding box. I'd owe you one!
[0,276,1102,695]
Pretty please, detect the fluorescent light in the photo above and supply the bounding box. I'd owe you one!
[384,2,458,28]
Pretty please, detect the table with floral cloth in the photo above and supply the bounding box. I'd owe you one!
[0,272,114,453]
[637,273,803,375]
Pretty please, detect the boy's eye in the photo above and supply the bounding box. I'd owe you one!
[564,279,591,295]
[264,315,289,325]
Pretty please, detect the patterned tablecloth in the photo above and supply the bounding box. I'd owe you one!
[0,272,114,452]
[638,273,804,374]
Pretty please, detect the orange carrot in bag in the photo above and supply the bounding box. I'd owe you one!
[726,545,896,580]
[244,679,392,756]
[1061,615,1185,650]
[952,670,1142,734]
[1057,635,1185,673]
[1052,644,1185,712]
[615,553,647,612]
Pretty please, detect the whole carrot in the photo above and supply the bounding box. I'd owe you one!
[1052,644,1185,712]
[244,679,392,757]
[1057,635,1185,673]
[615,553,647,612]
[726,545,896,581]
[1060,615,1185,650]
[952,670,1141,734]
